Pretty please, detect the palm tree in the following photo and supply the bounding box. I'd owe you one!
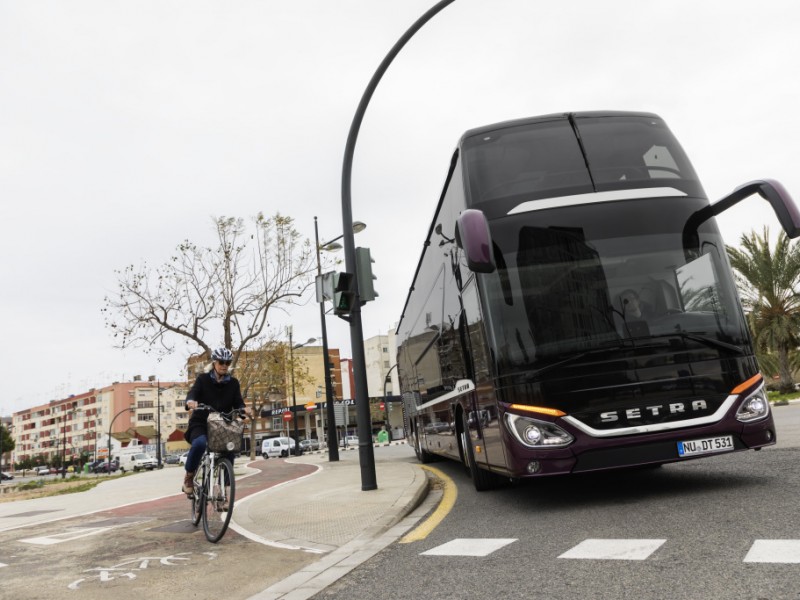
[726,227,800,393]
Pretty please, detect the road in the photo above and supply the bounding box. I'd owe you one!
[0,459,321,599]
[317,403,800,600]
[2,404,799,599]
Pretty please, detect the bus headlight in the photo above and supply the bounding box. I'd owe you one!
[735,384,770,423]
[504,413,574,448]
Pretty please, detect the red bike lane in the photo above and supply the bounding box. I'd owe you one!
[106,459,318,517]
[0,459,320,599]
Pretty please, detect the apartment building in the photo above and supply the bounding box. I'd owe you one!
[6,328,405,467]
[10,379,187,467]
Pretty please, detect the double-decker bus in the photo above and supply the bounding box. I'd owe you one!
[396,111,799,490]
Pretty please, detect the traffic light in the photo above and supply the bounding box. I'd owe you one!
[333,272,356,316]
[355,247,378,303]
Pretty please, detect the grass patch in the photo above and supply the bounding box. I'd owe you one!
[1,474,112,503]
[47,480,101,496]
[768,390,800,404]
[17,480,45,491]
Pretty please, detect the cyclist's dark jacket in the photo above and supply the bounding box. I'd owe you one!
[183,370,245,443]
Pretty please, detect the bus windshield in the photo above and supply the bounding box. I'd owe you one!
[479,196,750,374]
[463,113,705,218]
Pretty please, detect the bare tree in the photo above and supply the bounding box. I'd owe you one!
[102,213,317,366]
[234,337,314,459]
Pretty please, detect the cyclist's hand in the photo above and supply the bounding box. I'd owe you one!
[186,400,198,411]
[242,407,252,420]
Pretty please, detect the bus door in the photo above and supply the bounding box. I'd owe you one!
[460,277,508,471]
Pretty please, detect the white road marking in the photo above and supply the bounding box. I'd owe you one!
[20,526,116,546]
[744,540,800,563]
[420,538,517,557]
[558,538,666,561]
[19,519,151,546]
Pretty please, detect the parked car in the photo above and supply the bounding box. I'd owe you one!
[0,471,13,480]
[179,452,189,466]
[86,460,103,472]
[119,453,159,472]
[340,435,360,448]
[164,454,180,465]
[261,437,303,458]
[35,466,51,476]
[299,439,321,452]
[93,461,119,473]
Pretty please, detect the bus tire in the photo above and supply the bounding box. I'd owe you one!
[460,411,498,491]
[413,422,435,464]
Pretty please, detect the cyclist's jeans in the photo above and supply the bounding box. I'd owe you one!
[185,433,236,483]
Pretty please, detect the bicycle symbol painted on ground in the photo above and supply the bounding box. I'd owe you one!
[67,552,217,589]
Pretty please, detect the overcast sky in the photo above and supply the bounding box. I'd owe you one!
[2,0,799,415]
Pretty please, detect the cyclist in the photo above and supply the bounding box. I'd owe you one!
[182,347,251,500]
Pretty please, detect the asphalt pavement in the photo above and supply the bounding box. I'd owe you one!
[0,441,434,600]
[5,404,797,599]
[239,442,432,600]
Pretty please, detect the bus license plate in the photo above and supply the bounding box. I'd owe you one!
[677,435,734,457]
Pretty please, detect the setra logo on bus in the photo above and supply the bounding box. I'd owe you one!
[600,400,708,423]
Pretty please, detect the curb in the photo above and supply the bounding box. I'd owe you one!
[248,462,431,600]
[304,440,409,454]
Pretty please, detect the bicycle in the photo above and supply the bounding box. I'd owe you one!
[188,405,247,543]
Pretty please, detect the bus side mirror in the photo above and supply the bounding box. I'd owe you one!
[753,179,800,239]
[683,179,800,258]
[455,209,496,273]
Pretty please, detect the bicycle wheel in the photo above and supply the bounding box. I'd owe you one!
[202,457,235,543]
[190,463,204,526]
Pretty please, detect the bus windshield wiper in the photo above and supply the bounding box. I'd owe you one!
[527,341,633,379]
[669,331,746,355]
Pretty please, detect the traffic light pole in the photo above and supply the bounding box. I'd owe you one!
[340,0,457,491]
[315,216,340,462]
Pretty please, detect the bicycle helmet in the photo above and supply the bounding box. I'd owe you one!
[211,347,233,362]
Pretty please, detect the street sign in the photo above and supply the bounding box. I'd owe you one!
[282,412,292,422]
[334,404,348,427]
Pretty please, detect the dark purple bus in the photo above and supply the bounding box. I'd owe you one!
[397,111,799,490]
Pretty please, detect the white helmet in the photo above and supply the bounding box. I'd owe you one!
[211,347,233,362]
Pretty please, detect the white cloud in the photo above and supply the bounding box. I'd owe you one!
[2,0,799,414]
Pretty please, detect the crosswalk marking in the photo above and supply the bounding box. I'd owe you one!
[421,537,800,563]
[744,540,800,563]
[420,538,517,556]
[558,538,666,561]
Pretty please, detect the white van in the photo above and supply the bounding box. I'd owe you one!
[261,437,299,458]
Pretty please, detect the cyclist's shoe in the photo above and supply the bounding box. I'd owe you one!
[222,486,231,512]
[214,485,231,511]
[182,471,195,496]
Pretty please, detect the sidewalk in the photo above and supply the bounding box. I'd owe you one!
[0,443,433,600]
[238,443,432,600]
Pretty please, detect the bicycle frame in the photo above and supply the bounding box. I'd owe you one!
[189,404,243,542]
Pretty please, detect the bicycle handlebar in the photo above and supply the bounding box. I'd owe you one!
[192,404,249,419]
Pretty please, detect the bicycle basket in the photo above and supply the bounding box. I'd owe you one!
[207,412,244,452]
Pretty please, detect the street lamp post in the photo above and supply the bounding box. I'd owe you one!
[107,405,135,474]
[149,375,163,468]
[61,416,67,479]
[383,363,399,439]
[61,406,81,479]
[314,216,366,462]
[288,327,317,456]
[340,0,456,491]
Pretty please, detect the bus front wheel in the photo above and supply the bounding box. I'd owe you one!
[460,412,498,492]
[413,422,435,464]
